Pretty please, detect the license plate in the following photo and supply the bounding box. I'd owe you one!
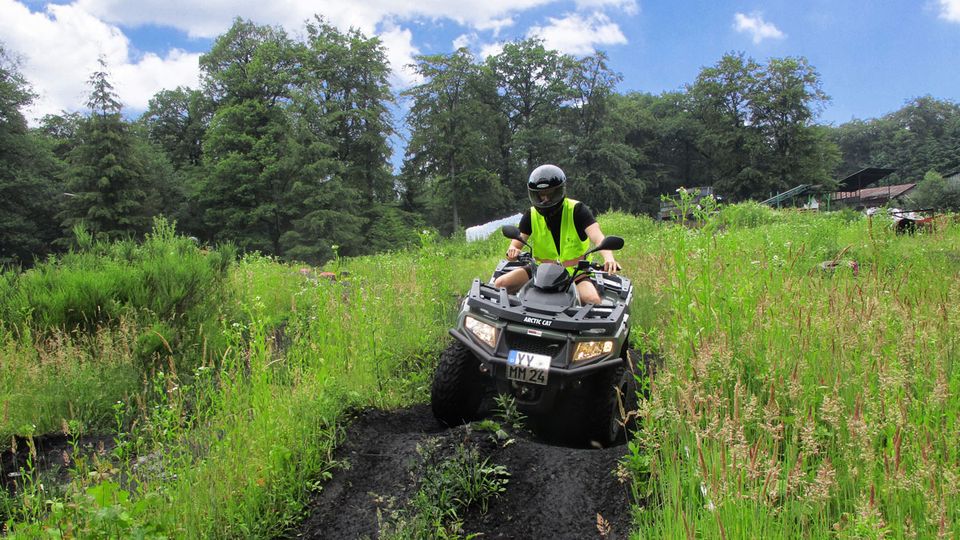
[506,350,551,385]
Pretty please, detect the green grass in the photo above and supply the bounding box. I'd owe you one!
[1,207,958,538]
[0,325,140,442]
[622,206,960,539]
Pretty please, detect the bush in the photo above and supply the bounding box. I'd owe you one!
[0,217,234,370]
[908,170,960,210]
[717,201,780,228]
[598,212,658,239]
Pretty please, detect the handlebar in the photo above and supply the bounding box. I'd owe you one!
[577,260,622,274]
[507,247,621,276]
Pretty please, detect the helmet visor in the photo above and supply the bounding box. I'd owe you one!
[528,185,565,209]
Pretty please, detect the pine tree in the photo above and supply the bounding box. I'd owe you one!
[60,59,148,241]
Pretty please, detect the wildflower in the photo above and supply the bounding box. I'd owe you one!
[931,371,949,407]
[799,413,820,456]
[819,394,843,431]
[806,458,836,504]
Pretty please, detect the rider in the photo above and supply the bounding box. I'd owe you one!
[493,164,619,305]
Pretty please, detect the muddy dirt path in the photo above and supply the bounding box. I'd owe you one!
[294,404,635,539]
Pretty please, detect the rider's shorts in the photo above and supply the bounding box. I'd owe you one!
[522,263,593,284]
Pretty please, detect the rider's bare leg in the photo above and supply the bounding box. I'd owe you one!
[493,267,530,293]
[577,279,602,305]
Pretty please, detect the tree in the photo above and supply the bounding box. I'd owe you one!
[882,97,960,183]
[643,91,711,201]
[0,45,61,264]
[752,57,836,191]
[60,59,148,242]
[301,17,395,206]
[688,52,767,200]
[402,49,509,232]
[140,87,214,237]
[200,97,301,255]
[37,111,83,160]
[141,87,213,170]
[282,93,364,262]
[284,17,400,259]
[201,18,297,106]
[829,97,960,185]
[197,20,302,255]
[489,39,575,193]
[908,170,960,210]
[831,118,884,178]
[563,52,646,213]
[688,52,838,201]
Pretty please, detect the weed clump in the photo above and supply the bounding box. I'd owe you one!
[379,439,509,539]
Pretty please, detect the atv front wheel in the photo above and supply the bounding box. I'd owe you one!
[590,349,642,447]
[431,341,486,426]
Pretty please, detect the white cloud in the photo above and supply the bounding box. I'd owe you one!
[479,42,505,59]
[0,0,201,120]
[733,12,785,44]
[112,49,202,111]
[574,0,638,16]
[453,33,477,50]
[378,23,422,87]
[939,0,960,22]
[73,0,554,38]
[474,17,515,35]
[527,12,627,55]
[1,0,640,119]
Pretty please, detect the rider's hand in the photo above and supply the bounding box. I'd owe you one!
[603,259,620,274]
[506,246,522,261]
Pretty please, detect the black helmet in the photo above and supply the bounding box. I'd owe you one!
[527,164,566,210]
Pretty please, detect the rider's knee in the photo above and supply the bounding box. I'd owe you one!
[581,292,601,305]
[578,282,601,305]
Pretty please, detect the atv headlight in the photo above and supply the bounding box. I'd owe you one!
[465,316,498,349]
[573,340,614,363]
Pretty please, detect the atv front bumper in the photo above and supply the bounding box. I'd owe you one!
[450,328,623,414]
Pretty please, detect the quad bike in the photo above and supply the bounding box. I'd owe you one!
[431,225,643,447]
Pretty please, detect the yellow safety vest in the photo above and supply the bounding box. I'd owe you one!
[528,198,590,274]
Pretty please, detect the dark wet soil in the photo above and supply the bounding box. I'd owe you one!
[294,404,635,539]
[1,433,115,495]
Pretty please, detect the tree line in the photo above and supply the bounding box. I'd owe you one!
[2,17,959,266]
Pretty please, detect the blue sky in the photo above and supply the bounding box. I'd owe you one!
[1,0,958,129]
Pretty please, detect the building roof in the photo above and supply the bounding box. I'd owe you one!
[831,183,916,204]
[837,168,897,191]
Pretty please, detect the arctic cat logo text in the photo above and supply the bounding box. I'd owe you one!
[523,316,552,327]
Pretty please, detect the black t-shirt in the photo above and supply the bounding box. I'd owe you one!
[518,201,596,254]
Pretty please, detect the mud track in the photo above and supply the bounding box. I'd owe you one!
[294,404,635,539]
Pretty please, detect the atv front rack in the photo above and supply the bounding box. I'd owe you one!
[464,278,630,335]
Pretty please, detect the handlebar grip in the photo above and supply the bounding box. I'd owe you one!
[590,262,622,272]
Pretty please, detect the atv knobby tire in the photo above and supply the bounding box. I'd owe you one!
[589,349,642,447]
[431,341,486,426]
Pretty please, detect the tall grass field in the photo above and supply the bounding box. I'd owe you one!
[1,206,957,538]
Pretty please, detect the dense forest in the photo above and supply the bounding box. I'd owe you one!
[1,16,959,266]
